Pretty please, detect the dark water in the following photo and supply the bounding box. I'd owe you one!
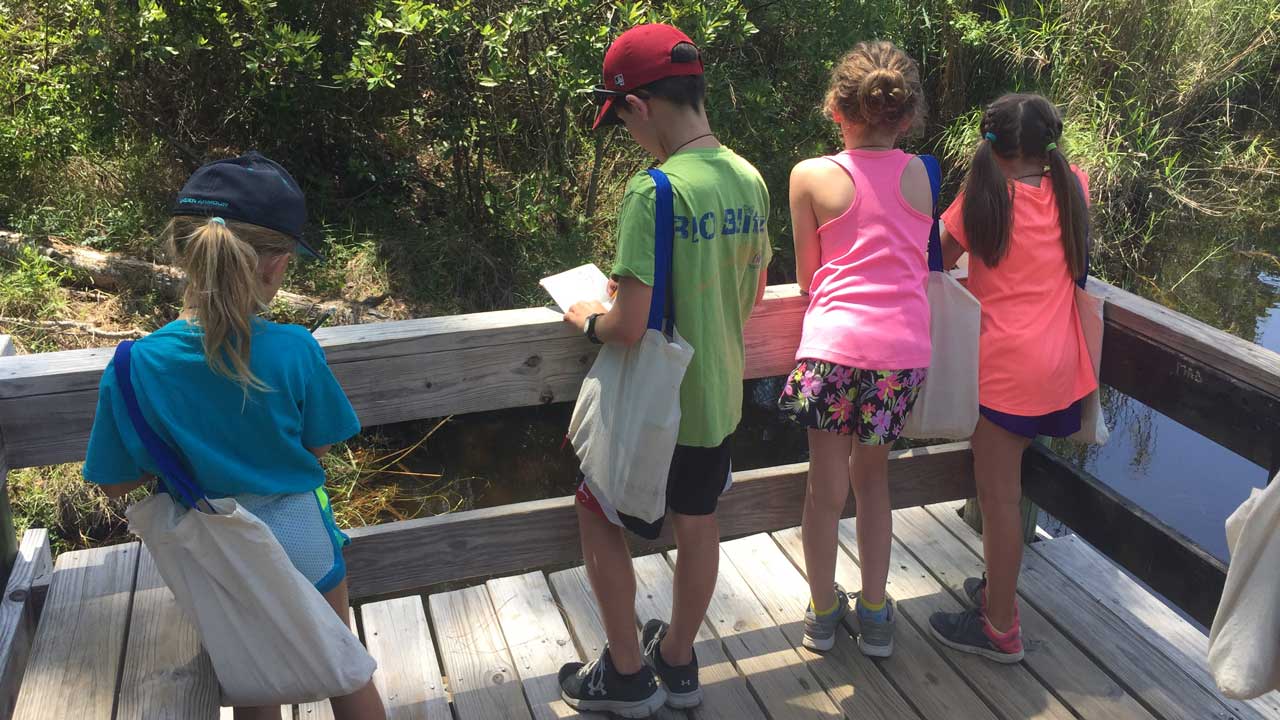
[374,212,1280,564]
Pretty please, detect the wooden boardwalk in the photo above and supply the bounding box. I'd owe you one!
[13,502,1278,720]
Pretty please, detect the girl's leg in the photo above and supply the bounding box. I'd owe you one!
[801,429,854,611]
[323,579,388,720]
[971,416,1033,632]
[849,442,893,605]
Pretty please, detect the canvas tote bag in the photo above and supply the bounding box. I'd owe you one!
[568,168,694,523]
[113,341,376,706]
[902,155,982,440]
[1067,173,1110,445]
[1209,473,1280,699]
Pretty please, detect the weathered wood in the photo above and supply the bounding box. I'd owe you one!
[0,286,806,469]
[220,707,291,719]
[837,519,1077,720]
[892,506,1157,720]
[962,496,1039,544]
[0,530,51,720]
[0,337,14,578]
[924,501,1248,720]
[427,585,532,720]
[485,572,583,720]
[360,596,450,720]
[771,527,998,720]
[13,543,140,720]
[0,339,10,359]
[669,548,843,719]
[546,566,687,720]
[721,534,922,720]
[1020,442,1226,626]
[629,555,764,720]
[1033,533,1280,720]
[295,701,333,720]
[115,547,219,720]
[1100,306,1280,468]
[343,443,973,599]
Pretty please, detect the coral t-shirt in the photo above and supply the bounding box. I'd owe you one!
[941,169,1097,415]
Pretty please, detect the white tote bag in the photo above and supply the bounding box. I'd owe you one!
[1069,284,1110,444]
[902,155,981,440]
[1209,475,1280,699]
[568,168,693,523]
[112,341,376,706]
[127,495,377,706]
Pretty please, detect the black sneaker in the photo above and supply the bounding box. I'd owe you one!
[642,619,702,708]
[929,608,1024,664]
[559,646,667,718]
[964,574,988,609]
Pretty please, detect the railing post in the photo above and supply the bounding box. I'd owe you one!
[0,336,16,582]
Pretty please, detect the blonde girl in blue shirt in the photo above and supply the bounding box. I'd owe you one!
[83,153,386,720]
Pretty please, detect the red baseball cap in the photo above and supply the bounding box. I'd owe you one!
[591,24,704,130]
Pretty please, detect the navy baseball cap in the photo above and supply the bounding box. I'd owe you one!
[171,151,320,258]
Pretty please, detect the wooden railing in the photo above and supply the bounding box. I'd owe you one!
[1,280,1278,624]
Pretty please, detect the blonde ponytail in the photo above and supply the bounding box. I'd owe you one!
[164,217,297,393]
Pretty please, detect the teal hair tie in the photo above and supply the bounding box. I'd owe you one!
[1046,142,1058,152]
[983,132,997,142]
[210,216,226,225]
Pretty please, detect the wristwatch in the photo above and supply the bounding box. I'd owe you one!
[584,313,604,344]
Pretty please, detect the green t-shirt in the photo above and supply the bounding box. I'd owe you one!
[612,146,771,447]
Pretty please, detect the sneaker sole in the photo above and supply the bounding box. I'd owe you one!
[929,625,1024,664]
[664,686,703,709]
[562,688,669,718]
[802,632,837,652]
[858,637,894,658]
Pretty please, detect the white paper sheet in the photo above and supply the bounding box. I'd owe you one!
[540,264,613,312]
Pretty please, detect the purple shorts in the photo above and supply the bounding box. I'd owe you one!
[980,401,1083,439]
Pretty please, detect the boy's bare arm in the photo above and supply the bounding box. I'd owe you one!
[565,275,653,346]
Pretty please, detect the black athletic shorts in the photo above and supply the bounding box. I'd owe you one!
[575,431,734,540]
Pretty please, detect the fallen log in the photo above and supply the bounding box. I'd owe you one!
[0,316,146,339]
[0,230,390,325]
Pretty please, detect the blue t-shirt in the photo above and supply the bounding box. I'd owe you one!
[83,319,360,497]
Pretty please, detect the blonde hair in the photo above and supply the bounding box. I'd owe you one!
[823,41,926,134]
[164,217,296,392]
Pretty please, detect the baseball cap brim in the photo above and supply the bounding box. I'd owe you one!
[296,236,322,260]
[592,97,620,130]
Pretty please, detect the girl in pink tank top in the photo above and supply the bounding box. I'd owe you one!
[777,41,933,658]
[929,93,1094,664]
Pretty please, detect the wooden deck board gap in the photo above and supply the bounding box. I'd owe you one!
[107,541,142,720]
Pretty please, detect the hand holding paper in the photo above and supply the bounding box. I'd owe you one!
[540,264,614,312]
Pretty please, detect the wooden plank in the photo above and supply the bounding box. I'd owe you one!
[360,596,450,720]
[1033,533,1280,720]
[345,442,973,599]
[0,338,11,359]
[891,506,1156,720]
[771,527,999,720]
[836,519,1076,720]
[220,707,291,719]
[485,572,585,720]
[547,566,687,720]
[630,555,764,720]
[0,286,806,469]
[1021,442,1226,626]
[1100,308,1280,468]
[923,501,1248,720]
[427,585,532,720]
[296,701,333,720]
[115,547,219,720]
[13,542,140,720]
[667,548,843,720]
[720,533,922,720]
[0,530,51,719]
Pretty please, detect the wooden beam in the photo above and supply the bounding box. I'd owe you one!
[1091,278,1280,469]
[0,531,51,720]
[1020,442,1226,627]
[342,442,973,600]
[0,286,807,469]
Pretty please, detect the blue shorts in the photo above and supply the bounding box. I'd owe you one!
[236,488,349,593]
[979,400,1083,439]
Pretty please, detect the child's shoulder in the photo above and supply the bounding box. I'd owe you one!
[252,320,325,362]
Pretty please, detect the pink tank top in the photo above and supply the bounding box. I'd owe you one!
[796,149,933,370]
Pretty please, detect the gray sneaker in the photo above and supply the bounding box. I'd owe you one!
[851,592,896,658]
[802,584,850,652]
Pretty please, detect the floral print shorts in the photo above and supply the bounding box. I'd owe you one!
[778,360,927,444]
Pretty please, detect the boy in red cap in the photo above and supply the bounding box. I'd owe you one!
[559,23,771,717]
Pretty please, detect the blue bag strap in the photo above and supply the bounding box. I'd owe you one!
[645,168,676,334]
[112,341,206,508]
[920,154,944,273]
